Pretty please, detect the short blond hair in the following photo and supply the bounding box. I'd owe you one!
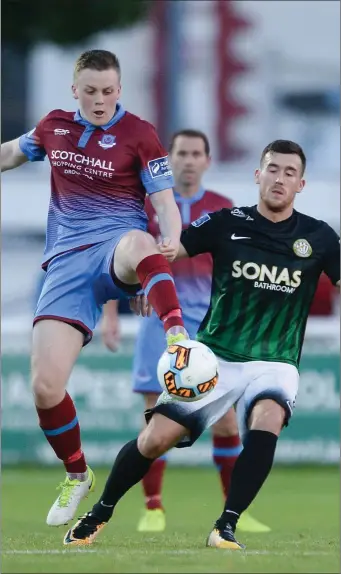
[74,50,121,80]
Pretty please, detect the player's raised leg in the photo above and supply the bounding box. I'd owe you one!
[212,410,271,533]
[64,413,187,545]
[112,191,187,346]
[32,320,95,526]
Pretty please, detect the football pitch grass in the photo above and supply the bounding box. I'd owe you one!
[2,465,339,573]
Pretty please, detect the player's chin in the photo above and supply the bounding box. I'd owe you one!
[266,197,288,212]
[182,173,197,184]
[91,113,108,125]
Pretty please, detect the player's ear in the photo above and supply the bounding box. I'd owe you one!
[255,169,260,184]
[72,84,79,100]
[297,178,305,193]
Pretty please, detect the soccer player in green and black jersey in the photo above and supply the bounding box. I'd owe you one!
[64,140,340,551]
[184,202,336,370]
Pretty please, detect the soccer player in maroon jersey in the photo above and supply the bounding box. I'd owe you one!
[1,50,187,526]
[102,129,270,534]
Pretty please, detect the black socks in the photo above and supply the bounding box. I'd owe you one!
[91,439,154,522]
[219,430,278,530]
[90,430,278,530]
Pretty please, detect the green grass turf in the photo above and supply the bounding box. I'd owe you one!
[2,465,339,573]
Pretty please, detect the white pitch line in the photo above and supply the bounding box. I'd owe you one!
[4,550,97,555]
[3,548,333,557]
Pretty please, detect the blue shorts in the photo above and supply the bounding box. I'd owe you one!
[34,236,139,344]
[132,312,201,394]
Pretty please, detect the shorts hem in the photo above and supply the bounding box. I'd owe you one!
[106,235,142,296]
[144,403,204,448]
[246,391,293,429]
[33,315,93,346]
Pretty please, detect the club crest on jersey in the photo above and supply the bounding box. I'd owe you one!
[98,134,116,149]
[293,239,312,258]
[192,213,211,227]
[148,156,172,179]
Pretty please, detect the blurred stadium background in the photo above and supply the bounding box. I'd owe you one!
[2,0,339,469]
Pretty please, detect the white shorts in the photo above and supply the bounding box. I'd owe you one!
[145,359,299,447]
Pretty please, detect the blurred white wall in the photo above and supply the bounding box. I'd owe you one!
[27,2,339,140]
[2,0,339,233]
[230,0,340,164]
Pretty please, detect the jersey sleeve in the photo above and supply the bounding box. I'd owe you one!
[322,224,340,285]
[18,117,47,162]
[138,123,174,195]
[180,210,225,257]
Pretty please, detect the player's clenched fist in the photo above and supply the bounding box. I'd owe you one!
[158,236,178,262]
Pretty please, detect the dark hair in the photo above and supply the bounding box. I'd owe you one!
[74,50,121,79]
[169,129,210,156]
[261,140,306,175]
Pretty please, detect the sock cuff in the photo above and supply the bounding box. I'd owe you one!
[213,434,241,449]
[136,254,172,278]
[36,392,76,430]
[153,456,167,464]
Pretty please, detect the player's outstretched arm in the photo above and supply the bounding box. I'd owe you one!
[1,138,29,172]
[150,188,182,262]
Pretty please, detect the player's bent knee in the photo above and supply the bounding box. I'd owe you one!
[31,353,69,408]
[113,230,158,283]
[248,399,286,436]
[31,370,65,408]
[137,413,186,459]
[116,230,157,267]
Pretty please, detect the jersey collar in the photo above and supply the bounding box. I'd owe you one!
[174,186,206,205]
[74,102,126,130]
[252,205,297,227]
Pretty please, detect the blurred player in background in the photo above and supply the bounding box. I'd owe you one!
[101,129,270,534]
[1,49,187,527]
[65,139,340,549]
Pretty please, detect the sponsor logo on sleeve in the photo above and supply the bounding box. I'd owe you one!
[148,156,172,179]
[192,213,211,227]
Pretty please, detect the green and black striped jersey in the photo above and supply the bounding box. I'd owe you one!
[180,206,340,368]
